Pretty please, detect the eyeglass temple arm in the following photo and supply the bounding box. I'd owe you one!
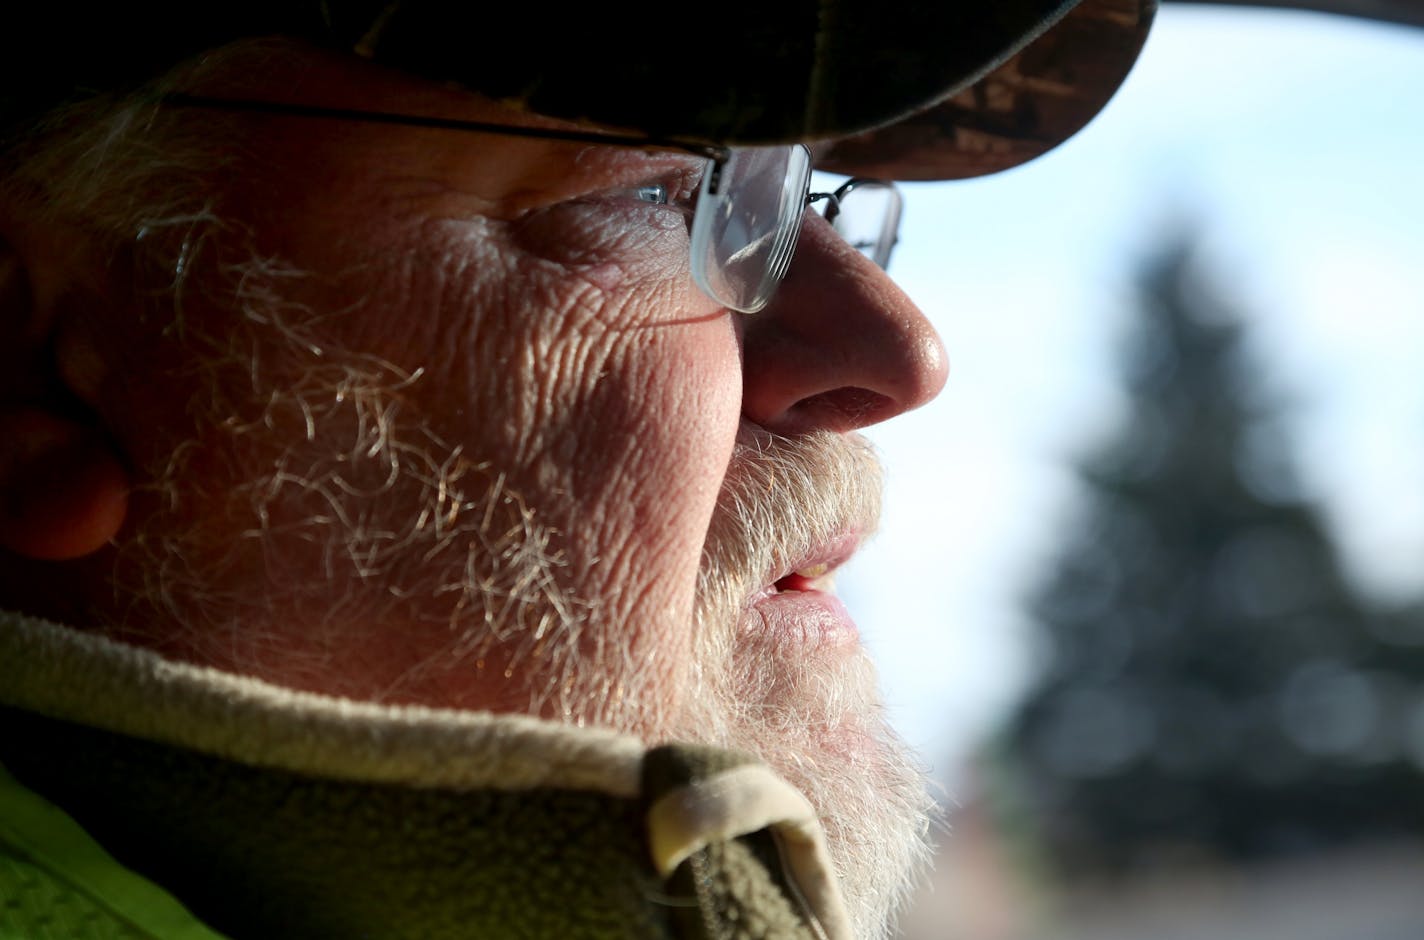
[808,177,901,222]
[806,189,843,222]
[157,93,732,162]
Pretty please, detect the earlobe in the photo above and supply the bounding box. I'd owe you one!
[0,410,129,562]
[0,231,130,561]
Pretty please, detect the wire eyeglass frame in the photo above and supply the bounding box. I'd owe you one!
[159,93,901,314]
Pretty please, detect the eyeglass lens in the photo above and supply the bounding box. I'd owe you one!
[824,180,902,270]
[689,146,813,314]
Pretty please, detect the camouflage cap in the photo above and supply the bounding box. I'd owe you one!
[3,0,1155,181]
[821,0,1156,180]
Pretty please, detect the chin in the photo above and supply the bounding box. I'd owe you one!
[650,606,934,940]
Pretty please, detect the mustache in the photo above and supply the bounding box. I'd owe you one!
[697,429,883,615]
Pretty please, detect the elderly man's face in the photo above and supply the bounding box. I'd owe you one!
[2,44,946,934]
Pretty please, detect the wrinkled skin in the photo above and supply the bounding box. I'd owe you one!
[2,45,946,717]
[0,41,948,934]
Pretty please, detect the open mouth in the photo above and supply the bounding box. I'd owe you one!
[772,563,833,594]
[753,542,861,647]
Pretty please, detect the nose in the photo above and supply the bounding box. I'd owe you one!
[740,212,948,435]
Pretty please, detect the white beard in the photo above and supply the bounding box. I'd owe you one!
[660,431,934,939]
[109,260,932,939]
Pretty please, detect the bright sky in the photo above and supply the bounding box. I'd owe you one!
[840,6,1424,788]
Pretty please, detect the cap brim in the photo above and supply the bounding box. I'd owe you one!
[339,0,1155,182]
[818,0,1157,180]
[342,0,1092,147]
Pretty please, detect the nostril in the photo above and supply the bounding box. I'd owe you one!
[786,387,895,433]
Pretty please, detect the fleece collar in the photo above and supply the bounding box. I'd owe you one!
[0,611,853,940]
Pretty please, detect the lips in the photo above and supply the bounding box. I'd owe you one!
[750,535,862,648]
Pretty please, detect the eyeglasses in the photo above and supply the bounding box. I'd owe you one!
[160,94,903,314]
[815,178,903,271]
[686,147,902,313]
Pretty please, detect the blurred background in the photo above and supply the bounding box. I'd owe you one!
[835,5,1424,937]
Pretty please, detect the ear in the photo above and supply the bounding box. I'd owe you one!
[0,233,130,561]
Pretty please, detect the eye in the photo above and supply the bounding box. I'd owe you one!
[632,183,670,205]
[605,163,703,217]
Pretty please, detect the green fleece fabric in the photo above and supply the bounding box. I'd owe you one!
[0,614,845,940]
[0,707,676,939]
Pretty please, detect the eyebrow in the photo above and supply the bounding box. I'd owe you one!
[159,93,732,163]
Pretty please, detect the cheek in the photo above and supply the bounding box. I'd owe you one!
[482,205,740,545]
[358,214,738,628]
[553,302,743,612]
[593,323,741,508]
[220,190,739,630]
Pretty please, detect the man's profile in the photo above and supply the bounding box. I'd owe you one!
[0,2,1153,938]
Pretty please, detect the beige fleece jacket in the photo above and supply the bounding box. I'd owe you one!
[0,612,852,940]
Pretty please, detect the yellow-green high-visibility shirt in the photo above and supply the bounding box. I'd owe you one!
[0,763,227,940]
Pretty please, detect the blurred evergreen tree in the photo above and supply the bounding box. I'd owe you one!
[998,230,1424,873]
